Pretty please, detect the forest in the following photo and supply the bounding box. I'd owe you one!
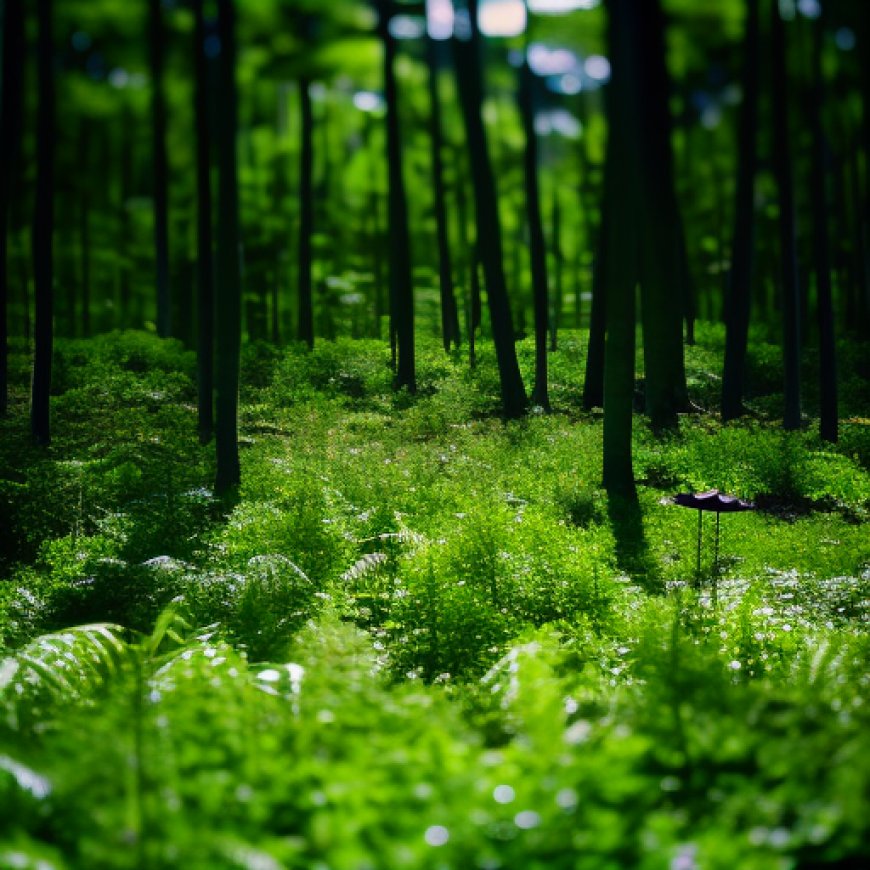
[1,0,869,867]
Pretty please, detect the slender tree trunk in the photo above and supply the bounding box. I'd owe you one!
[809,9,837,443]
[379,2,415,391]
[79,123,91,338]
[193,0,215,443]
[149,0,171,338]
[1,0,25,416]
[722,0,760,421]
[518,56,550,410]
[298,76,315,348]
[602,0,641,496]
[452,0,526,417]
[770,0,802,430]
[636,0,686,429]
[118,105,133,328]
[427,36,460,351]
[214,0,241,495]
[32,0,54,445]
[551,187,563,352]
[583,181,607,410]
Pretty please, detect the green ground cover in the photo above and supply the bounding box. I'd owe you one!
[1,328,869,868]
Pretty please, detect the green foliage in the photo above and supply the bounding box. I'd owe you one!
[1,329,868,867]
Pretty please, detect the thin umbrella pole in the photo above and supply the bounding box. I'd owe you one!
[696,509,703,579]
[715,511,721,571]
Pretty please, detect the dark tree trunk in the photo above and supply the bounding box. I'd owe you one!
[298,76,314,348]
[551,188,563,353]
[770,0,802,430]
[427,36,460,352]
[809,10,837,443]
[149,0,171,338]
[194,0,215,443]
[1,0,25,416]
[379,2,415,391]
[31,0,55,446]
[518,57,550,410]
[602,0,641,496]
[78,121,91,338]
[452,0,526,417]
[118,105,133,327]
[214,0,241,495]
[636,0,686,429]
[583,178,607,410]
[721,0,760,421]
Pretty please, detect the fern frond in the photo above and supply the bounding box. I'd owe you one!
[342,552,388,583]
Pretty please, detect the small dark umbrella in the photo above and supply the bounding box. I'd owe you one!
[673,489,755,578]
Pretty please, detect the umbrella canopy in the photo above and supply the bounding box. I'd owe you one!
[671,489,755,593]
[673,489,755,512]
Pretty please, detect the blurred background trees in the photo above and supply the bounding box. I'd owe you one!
[1,0,867,475]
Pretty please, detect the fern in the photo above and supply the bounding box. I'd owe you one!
[341,551,388,583]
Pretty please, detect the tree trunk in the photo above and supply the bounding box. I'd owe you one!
[379,2,415,391]
[427,36,460,352]
[602,0,641,496]
[518,56,550,410]
[298,76,315,348]
[0,0,25,416]
[722,0,760,421]
[583,175,608,410]
[194,0,215,443]
[452,0,526,417]
[636,0,686,429]
[214,0,241,495]
[809,9,837,443]
[770,0,802,430]
[31,0,55,446]
[149,0,171,338]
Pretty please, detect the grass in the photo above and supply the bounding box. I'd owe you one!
[0,326,868,867]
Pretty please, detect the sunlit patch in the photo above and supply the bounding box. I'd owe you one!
[426,0,454,40]
[493,784,515,803]
[353,91,384,113]
[583,55,610,82]
[515,810,540,829]
[479,0,527,37]
[389,15,425,40]
[424,824,450,846]
[528,44,578,77]
[529,0,599,10]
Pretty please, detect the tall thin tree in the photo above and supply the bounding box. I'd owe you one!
[809,6,837,443]
[214,0,242,495]
[1,0,25,416]
[378,1,416,391]
[518,52,550,410]
[32,0,55,445]
[149,0,172,338]
[721,0,760,421]
[451,0,526,417]
[297,73,315,348]
[193,0,215,443]
[770,0,802,429]
[602,0,641,495]
[426,33,461,352]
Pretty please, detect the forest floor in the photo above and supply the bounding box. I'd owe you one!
[0,324,869,869]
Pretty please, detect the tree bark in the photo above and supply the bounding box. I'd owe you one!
[770,0,802,430]
[194,0,215,443]
[379,2,416,391]
[518,56,550,410]
[149,0,171,338]
[214,0,242,495]
[32,0,55,445]
[602,0,641,496]
[1,0,25,416]
[809,9,837,443]
[721,0,760,421]
[427,36,460,352]
[452,0,526,417]
[298,76,315,348]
